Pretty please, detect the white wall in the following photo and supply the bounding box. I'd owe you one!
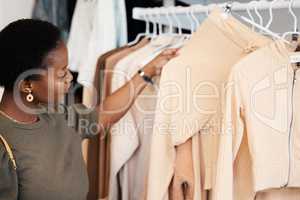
[0,0,35,30]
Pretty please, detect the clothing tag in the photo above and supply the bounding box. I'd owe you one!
[290,53,300,64]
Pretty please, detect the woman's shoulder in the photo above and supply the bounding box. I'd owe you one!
[0,141,7,160]
[40,103,92,119]
[40,104,99,138]
[0,143,14,172]
[0,135,18,200]
[0,134,17,170]
[41,103,93,115]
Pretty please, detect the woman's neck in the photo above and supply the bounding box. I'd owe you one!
[0,91,39,124]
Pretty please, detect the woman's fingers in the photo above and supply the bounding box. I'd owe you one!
[161,48,180,61]
[161,48,180,56]
[143,48,181,77]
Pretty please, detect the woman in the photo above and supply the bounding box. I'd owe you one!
[0,19,178,199]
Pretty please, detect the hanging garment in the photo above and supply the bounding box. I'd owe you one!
[0,0,35,30]
[72,1,127,172]
[97,44,143,199]
[82,45,135,200]
[146,8,271,200]
[169,139,197,200]
[76,0,127,86]
[114,0,128,47]
[255,188,300,200]
[68,0,127,73]
[83,38,149,200]
[84,46,130,200]
[100,38,150,104]
[32,0,70,41]
[108,35,183,200]
[108,38,161,200]
[170,133,210,200]
[100,39,150,200]
[215,40,300,200]
[67,0,97,72]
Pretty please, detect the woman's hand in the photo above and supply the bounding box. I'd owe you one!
[99,48,179,128]
[143,48,180,77]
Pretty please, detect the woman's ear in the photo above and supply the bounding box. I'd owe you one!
[19,80,33,94]
[20,81,35,103]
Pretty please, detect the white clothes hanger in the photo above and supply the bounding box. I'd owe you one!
[190,7,200,32]
[185,6,195,34]
[282,0,299,41]
[128,12,151,46]
[172,7,190,38]
[246,2,256,31]
[240,15,290,43]
[165,9,175,36]
[238,0,290,44]
[172,6,191,44]
[265,0,281,29]
[253,1,264,33]
[172,6,182,35]
[156,9,164,36]
[148,10,159,42]
[150,8,181,50]
[131,0,300,47]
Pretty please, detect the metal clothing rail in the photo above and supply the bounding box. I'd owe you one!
[133,0,300,21]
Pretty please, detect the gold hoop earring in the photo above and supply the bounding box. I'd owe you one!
[25,88,34,102]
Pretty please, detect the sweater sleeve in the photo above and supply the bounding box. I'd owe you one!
[214,69,245,200]
[0,143,18,200]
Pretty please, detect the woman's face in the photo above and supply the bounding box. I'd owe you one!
[29,42,73,104]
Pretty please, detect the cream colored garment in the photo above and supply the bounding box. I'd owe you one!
[108,36,181,200]
[147,8,271,200]
[98,42,149,199]
[82,39,147,169]
[82,42,148,199]
[216,40,300,200]
[256,188,300,200]
[170,139,198,200]
[81,46,130,200]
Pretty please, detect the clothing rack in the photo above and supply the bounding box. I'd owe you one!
[133,0,300,30]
